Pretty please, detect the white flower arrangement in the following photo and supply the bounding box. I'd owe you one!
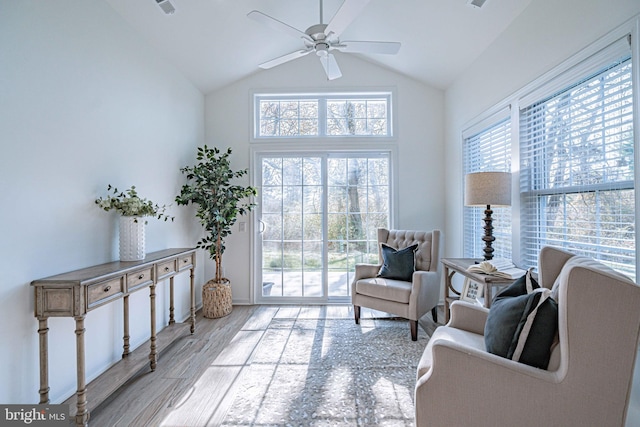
[96,185,174,222]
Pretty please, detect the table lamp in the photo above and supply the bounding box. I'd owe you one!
[465,171,511,261]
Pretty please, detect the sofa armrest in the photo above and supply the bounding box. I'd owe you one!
[353,263,381,281]
[409,270,440,316]
[447,300,489,335]
[413,270,439,285]
[415,338,559,426]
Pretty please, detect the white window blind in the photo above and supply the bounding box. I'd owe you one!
[463,117,512,259]
[519,38,634,278]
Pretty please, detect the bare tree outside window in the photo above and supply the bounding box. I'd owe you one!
[261,154,390,299]
[256,93,391,138]
[521,58,634,277]
[259,99,318,136]
[327,99,388,136]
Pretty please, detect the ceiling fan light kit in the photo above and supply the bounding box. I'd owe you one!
[247,0,401,80]
[315,43,329,57]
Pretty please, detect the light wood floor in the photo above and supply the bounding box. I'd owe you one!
[86,304,442,427]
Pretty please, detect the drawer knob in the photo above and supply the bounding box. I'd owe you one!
[164,266,170,272]
[103,286,111,292]
[138,274,144,280]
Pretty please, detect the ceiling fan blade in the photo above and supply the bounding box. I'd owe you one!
[324,0,371,38]
[335,41,401,55]
[259,49,313,69]
[320,53,342,80]
[247,10,314,43]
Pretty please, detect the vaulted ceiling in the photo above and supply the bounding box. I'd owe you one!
[104,0,532,94]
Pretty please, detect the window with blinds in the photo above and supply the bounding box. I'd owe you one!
[463,117,512,259]
[519,40,634,279]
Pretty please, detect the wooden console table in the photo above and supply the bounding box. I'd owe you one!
[31,248,197,427]
[441,258,519,323]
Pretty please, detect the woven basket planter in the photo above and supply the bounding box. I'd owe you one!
[202,279,232,318]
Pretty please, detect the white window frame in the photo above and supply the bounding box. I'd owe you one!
[249,142,399,304]
[460,17,640,278]
[462,110,513,260]
[519,42,634,278]
[251,90,395,141]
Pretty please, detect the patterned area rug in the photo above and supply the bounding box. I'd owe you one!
[221,317,429,426]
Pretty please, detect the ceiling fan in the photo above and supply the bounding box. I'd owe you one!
[247,0,401,80]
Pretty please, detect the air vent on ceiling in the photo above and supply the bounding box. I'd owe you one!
[467,0,488,8]
[156,0,175,15]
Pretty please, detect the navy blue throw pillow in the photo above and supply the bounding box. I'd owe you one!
[377,243,418,282]
[484,270,558,369]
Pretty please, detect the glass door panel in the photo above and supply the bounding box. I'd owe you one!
[258,153,389,302]
[260,156,324,298]
[326,157,388,298]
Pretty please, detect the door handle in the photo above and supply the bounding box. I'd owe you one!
[258,219,266,233]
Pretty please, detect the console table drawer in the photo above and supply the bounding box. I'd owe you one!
[156,259,177,280]
[87,278,123,309]
[127,267,153,292]
[178,253,194,271]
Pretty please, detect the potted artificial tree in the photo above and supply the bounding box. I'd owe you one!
[176,145,257,318]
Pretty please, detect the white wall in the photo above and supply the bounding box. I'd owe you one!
[0,1,205,405]
[444,0,640,258]
[10,0,637,417]
[443,0,640,423]
[205,53,445,304]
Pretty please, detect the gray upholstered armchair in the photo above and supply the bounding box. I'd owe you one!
[415,246,640,426]
[352,228,441,341]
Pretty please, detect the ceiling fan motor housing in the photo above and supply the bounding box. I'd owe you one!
[304,23,332,57]
[306,24,330,41]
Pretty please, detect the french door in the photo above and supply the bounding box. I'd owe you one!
[255,152,391,303]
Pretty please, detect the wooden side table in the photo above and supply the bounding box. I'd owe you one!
[441,258,520,323]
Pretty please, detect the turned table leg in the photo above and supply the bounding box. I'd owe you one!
[149,283,157,371]
[122,294,130,357]
[169,276,175,325]
[37,317,50,404]
[190,267,196,334]
[74,315,89,427]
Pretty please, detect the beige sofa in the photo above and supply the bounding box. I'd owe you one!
[415,246,640,427]
[352,228,441,341]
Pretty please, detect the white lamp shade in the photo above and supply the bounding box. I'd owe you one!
[465,171,511,207]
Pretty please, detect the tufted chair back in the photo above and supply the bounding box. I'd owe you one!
[378,228,439,273]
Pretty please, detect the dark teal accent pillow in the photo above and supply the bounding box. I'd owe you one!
[484,271,558,369]
[377,243,418,282]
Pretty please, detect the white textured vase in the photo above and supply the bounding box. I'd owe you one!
[119,216,146,261]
